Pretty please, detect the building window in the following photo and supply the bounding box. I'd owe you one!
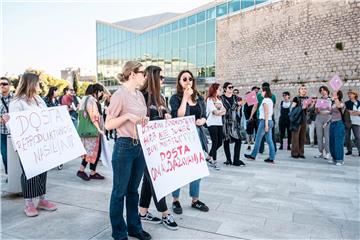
[255,0,267,5]
[216,3,228,17]
[172,21,179,31]
[241,0,254,9]
[179,18,187,28]
[196,22,205,44]
[188,26,196,47]
[206,19,215,43]
[206,7,216,19]
[197,11,206,23]
[229,0,240,13]
[188,14,197,26]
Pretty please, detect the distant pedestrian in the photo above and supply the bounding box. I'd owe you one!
[278,91,291,150]
[306,96,317,147]
[345,89,360,156]
[43,86,60,108]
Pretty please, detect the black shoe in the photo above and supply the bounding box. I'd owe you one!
[345,151,352,155]
[76,171,90,181]
[264,158,274,164]
[128,230,151,240]
[191,200,209,212]
[244,154,255,161]
[57,164,63,170]
[233,160,246,167]
[299,155,305,159]
[162,214,179,230]
[287,145,291,150]
[140,212,161,224]
[172,201,182,215]
[223,160,232,165]
[279,145,283,150]
[247,145,251,150]
[291,155,299,159]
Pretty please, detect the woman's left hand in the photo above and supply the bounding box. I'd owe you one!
[196,118,206,126]
[164,113,172,120]
[1,114,10,124]
[139,116,149,126]
[265,124,269,132]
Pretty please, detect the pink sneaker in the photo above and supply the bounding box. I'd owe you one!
[37,200,57,211]
[24,204,39,217]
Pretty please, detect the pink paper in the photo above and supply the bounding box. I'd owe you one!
[302,98,312,107]
[329,75,343,91]
[245,91,258,106]
[315,99,331,109]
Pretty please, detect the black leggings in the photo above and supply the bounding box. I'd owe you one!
[208,126,223,160]
[81,140,101,171]
[223,136,242,164]
[279,118,291,146]
[139,168,168,212]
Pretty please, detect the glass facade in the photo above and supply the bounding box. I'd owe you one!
[96,0,271,89]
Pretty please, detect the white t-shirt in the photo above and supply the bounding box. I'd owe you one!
[206,98,223,126]
[351,102,360,126]
[259,98,274,120]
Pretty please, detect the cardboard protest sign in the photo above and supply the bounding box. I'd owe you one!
[8,106,86,179]
[245,91,258,106]
[315,99,331,109]
[302,98,312,107]
[137,116,209,200]
[329,75,343,91]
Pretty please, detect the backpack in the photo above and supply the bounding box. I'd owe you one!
[340,108,352,129]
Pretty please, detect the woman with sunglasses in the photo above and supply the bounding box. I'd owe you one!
[221,82,245,166]
[8,72,57,217]
[138,66,178,230]
[105,61,151,240]
[169,70,209,215]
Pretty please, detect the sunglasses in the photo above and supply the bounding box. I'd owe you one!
[228,86,234,89]
[0,82,9,86]
[182,77,193,82]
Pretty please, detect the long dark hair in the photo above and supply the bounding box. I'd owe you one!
[176,70,199,102]
[262,86,272,98]
[207,83,220,101]
[91,83,104,100]
[140,65,166,108]
[46,86,58,99]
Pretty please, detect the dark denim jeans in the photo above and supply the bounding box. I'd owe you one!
[1,134,8,174]
[329,121,345,163]
[110,137,146,240]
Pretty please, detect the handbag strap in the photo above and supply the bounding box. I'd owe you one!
[1,97,9,113]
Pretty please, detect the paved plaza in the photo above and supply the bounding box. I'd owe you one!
[1,142,359,240]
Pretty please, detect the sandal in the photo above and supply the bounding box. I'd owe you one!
[191,200,209,212]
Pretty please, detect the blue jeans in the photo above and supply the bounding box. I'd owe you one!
[251,120,276,160]
[1,134,8,174]
[110,137,146,240]
[172,179,200,199]
[329,121,345,162]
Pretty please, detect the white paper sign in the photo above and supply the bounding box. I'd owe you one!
[137,116,209,200]
[8,106,86,179]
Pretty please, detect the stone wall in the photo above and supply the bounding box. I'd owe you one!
[216,0,360,98]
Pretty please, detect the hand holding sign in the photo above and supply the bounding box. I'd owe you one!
[315,99,331,109]
[245,91,258,106]
[329,75,343,91]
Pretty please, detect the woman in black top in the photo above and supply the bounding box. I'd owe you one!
[169,70,209,215]
[278,91,292,150]
[138,66,178,230]
[43,86,59,108]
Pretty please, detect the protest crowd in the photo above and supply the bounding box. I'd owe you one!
[0,61,360,240]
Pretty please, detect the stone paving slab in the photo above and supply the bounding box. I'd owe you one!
[1,144,359,239]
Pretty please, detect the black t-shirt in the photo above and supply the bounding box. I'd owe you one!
[143,92,167,121]
[189,103,202,120]
[223,95,235,108]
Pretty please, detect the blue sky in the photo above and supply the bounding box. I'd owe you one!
[1,0,211,78]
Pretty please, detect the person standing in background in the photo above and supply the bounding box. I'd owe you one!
[278,91,291,150]
[307,96,317,147]
[0,77,13,175]
[345,89,360,156]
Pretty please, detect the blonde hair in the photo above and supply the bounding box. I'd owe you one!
[117,61,142,83]
[15,72,40,103]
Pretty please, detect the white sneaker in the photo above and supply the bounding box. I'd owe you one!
[315,153,323,158]
[211,160,220,171]
[323,153,331,159]
[328,159,334,164]
[336,162,343,166]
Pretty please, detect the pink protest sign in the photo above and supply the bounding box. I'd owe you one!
[245,91,258,106]
[315,99,331,109]
[329,75,343,91]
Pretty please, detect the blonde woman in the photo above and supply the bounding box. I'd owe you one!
[105,61,151,240]
[7,72,57,217]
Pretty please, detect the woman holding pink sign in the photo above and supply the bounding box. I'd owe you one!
[8,72,57,217]
[314,86,332,160]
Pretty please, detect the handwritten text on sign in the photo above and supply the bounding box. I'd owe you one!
[137,116,209,200]
[9,106,86,179]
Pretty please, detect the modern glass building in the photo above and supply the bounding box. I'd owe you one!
[96,0,272,93]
